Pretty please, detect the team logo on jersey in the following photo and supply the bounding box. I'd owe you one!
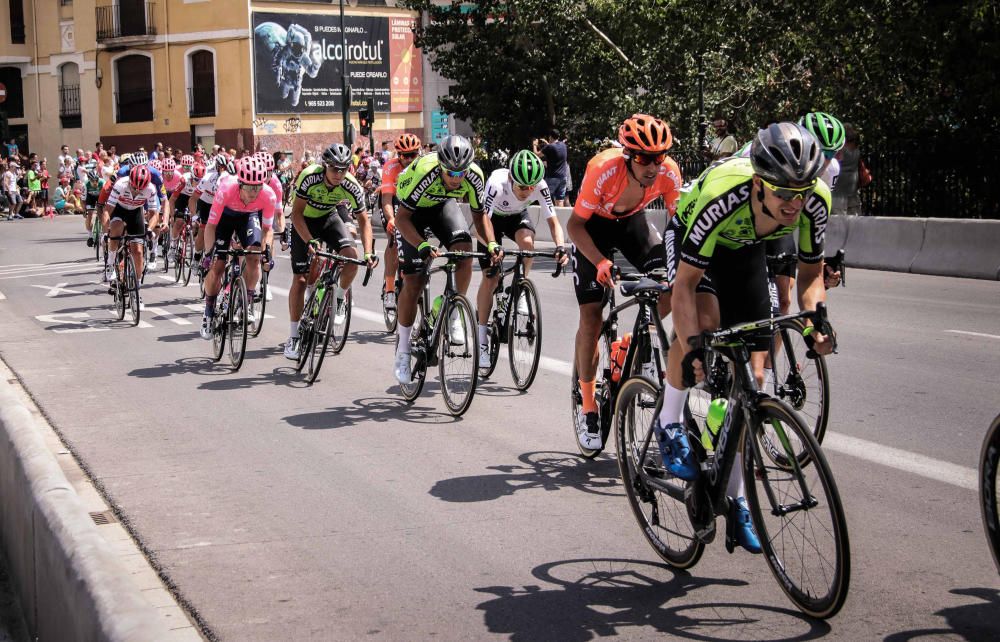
[686,183,752,246]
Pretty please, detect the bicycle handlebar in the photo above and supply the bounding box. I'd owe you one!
[686,302,837,355]
[313,249,375,287]
[825,249,847,287]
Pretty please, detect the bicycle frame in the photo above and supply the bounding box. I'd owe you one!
[489,249,563,339]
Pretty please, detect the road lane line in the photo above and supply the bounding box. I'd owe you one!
[821,433,977,490]
[144,307,192,325]
[30,282,82,297]
[0,267,98,281]
[104,309,153,328]
[947,329,1000,340]
[0,291,5,300]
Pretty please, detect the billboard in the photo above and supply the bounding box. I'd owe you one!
[252,12,422,115]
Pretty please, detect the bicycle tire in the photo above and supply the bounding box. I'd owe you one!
[295,287,319,374]
[173,237,184,283]
[770,318,830,444]
[181,233,194,287]
[227,278,249,370]
[981,414,1000,575]
[571,331,614,459]
[211,292,227,362]
[330,287,351,354]
[93,220,102,262]
[439,295,478,416]
[125,254,140,326]
[399,298,427,401]
[508,278,543,391]
[382,282,398,333]
[615,375,705,568]
[743,397,851,619]
[161,236,170,273]
[306,291,335,384]
[479,316,501,379]
[113,253,126,321]
[250,269,268,338]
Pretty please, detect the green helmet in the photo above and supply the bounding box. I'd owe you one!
[509,150,545,186]
[799,112,845,153]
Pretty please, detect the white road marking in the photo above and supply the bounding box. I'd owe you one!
[0,291,5,300]
[104,309,153,328]
[822,432,977,491]
[0,261,81,275]
[0,267,97,281]
[947,329,1000,340]
[31,282,82,297]
[34,312,108,333]
[267,284,289,297]
[144,307,191,325]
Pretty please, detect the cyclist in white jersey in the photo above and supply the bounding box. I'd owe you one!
[191,155,234,263]
[474,150,568,367]
[168,161,204,259]
[104,165,161,308]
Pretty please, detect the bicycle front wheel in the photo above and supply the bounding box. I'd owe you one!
[211,294,227,362]
[616,376,704,568]
[744,397,851,619]
[250,270,268,338]
[330,286,351,354]
[382,281,398,333]
[399,298,427,401]
[125,254,140,326]
[981,414,1000,575]
[770,318,830,444]
[439,295,478,416]
[182,233,194,286]
[306,290,335,384]
[227,279,249,370]
[508,278,543,391]
[113,255,126,321]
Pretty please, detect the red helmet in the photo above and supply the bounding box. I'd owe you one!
[394,133,421,154]
[618,114,672,153]
[129,164,151,190]
[180,154,195,167]
[192,163,206,180]
[161,158,177,173]
[236,157,267,185]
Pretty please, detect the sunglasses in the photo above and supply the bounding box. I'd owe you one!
[761,177,817,202]
[399,152,418,160]
[239,182,262,191]
[630,152,667,166]
[326,165,350,174]
[444,169,466,179]
[513,182,535,191]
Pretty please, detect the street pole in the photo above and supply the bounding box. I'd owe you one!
[697,53,706,153]
[340,0,353,146]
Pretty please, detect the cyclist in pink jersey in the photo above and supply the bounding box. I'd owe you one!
[199,157,276,339]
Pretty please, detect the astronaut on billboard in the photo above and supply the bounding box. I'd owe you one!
[254,22,323,107]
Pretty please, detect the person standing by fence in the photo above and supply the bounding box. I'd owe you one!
[832,124,863,216]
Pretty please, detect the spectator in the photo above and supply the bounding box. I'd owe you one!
[107,144,118,165]
[53,177,69,214]
[704,116,738,160]
[151,141,164,159]
[535,130,570,206]
[65,186,84,216]
[380,140,391,165]
[38,160,51,215]
[58,145,74,175]
[25,162,42,216]
[832,123,863,216]
[3,161,24,219]
[4,138,18,161]
[93,141,105,162]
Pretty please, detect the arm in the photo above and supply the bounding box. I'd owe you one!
[566,213,604,270]
[357,209,375,259]
[796,259,834,355]
[380,191,395,234]
[394,204,428,250]
[289,197,310,243]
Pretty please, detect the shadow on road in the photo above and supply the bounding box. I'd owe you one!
[128,356,234,378]
[430,451,620,503]
[195,361,306,390]
[883,587,1000,641]
[283,396,457,429]
[475,557,829,641]
[349,330,395,346]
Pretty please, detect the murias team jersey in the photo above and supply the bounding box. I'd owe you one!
[294,164,366,218]
[675,157,831,268]
[395,153,486,212]
[483,169,556,219]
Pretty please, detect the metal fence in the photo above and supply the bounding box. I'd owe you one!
[96,2,156,41]
[59,85,80,118]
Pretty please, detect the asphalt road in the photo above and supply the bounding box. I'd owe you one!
[1,216,998,641]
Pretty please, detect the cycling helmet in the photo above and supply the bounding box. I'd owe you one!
[119,153,134,167]
[192,163,206,180]
[180,154,195,168]
[253,151,275,172]
[149,159,163,172]
[162,158,177,174]
[618,114,672,153]
[321,143,352,168]
[215,154,235,174]
[87,169,100,182]
[129,164,151,190]
[394,133,422,154]
[509,150,545,186]
[236,157,267,185]
[799,111,846,153]
[437,135,474,172]
[749,122,825,186]
[132,151,149,166]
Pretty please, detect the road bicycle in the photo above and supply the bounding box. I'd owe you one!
[479,248,564,390]
[248,248,271,339]
[571,265,670,459]
[106,233,145,326]
[208,247,264,371]
[381,279,398,334]
[295,249,373,384]
[89,213,103,262]
[981,413,1000,575]
[614,303,850,619]
[172,212,198,286]
[398,250,486,416]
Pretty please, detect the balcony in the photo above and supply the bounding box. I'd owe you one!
[188,85,215,118]
[59,84,82,129]
[115,89,153,123]
[96,2,156,44]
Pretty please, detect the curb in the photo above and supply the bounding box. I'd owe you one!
[0,368,174,641]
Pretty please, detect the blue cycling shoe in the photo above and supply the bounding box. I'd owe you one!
[731,497,763,554]
[654,420,699,481]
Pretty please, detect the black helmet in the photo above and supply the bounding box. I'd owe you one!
[749,122,824,186]
[437,135,474,172]
[321,143,352,168]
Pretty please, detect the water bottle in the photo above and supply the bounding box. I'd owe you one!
[701,398,728,451]
[429,294,444,325]
[313,284,326,316]
[610,333,631,382]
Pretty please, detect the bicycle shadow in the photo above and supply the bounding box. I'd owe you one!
[430,451,620,503]
[883,587,1000,641]
[195,360,303,390]
[474,377,529,398]
[475,557,829,641]
[128,356,232,378]
[283,396,456,429]
[349,330,395,346]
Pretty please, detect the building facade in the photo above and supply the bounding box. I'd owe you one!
[1,0,451,165]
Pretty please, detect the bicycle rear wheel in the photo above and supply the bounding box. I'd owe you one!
[211,293,227,362]
[125,254,140,326]
[228,279,249,370]
[743,397,851,619]
[508,279,542,391]
[182,232,195,286]
[571,331,614,459]
[160,235,170,273]
[330,286,351,354]
[616,376,704,568]
[295,287,320,374]
[250,269,268,338]
[93,220,102,262]
[439,295,478,416]
[399,298,427,401]
[981,414,1000,575]
[382,281,398,333]
[173,238,184,283]
[770,318,829,444]
[306,291,335,384]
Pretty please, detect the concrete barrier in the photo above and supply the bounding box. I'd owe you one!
[910,218,1000,280]
[842,216,927,272]
[0,379,172,641]
[825,215,850,252]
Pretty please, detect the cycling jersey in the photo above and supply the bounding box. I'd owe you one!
[177,172,198,197]
[378,157,404,195]
[117,164,165,200]
[395,153,486,212]
[196,169,225,204]
[293,163,365,219]
[675,157,830,268]
[483,169,556,219]
[84,179,103,199]
[106,176,161,211]
[162,169,184,195]
[209,180,277,229]
[267,173,284,208]
[573,148,682,221]
[97,179,115,207]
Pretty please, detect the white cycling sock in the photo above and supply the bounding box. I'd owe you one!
[289,321,299,338]
[658,383,688,427]
[727,456,746,499]
[397,323,412,354]
[478,324,488,346]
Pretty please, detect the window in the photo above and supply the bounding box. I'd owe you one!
[187,49,215,117]
[114,54,153,123]
[9,0,26,43]
[59,63,81,128]
[0,67,24,118]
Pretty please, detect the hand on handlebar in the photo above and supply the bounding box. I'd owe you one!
[823,264,842,289]
[487,241,504,267]
[417,241,439,261]
[554,245,569,266]
[364,252,380,269]
[307,238,320,256]
[385,218,396,235]
[596,258,616,288]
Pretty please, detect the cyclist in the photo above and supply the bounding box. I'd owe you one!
[657,122,836,553]
[191,155,234,266]
[378,133,422,311]
[103,164,160,308]
[474,149,568,367]
[391,134,502,385]
[198,156,277,339]
[167,160,204,261]
[569,114,682,450]
[283,143,377,360]
[83,169,105,247]
[117,151,166,268]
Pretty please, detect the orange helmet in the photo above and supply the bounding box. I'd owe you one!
[394,133,421,154]
[618,114,672,153]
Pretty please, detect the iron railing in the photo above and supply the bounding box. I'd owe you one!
[59,84,80,117]
[96,2,156,41]
[188,85,215,118]
[115,90,153,123]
